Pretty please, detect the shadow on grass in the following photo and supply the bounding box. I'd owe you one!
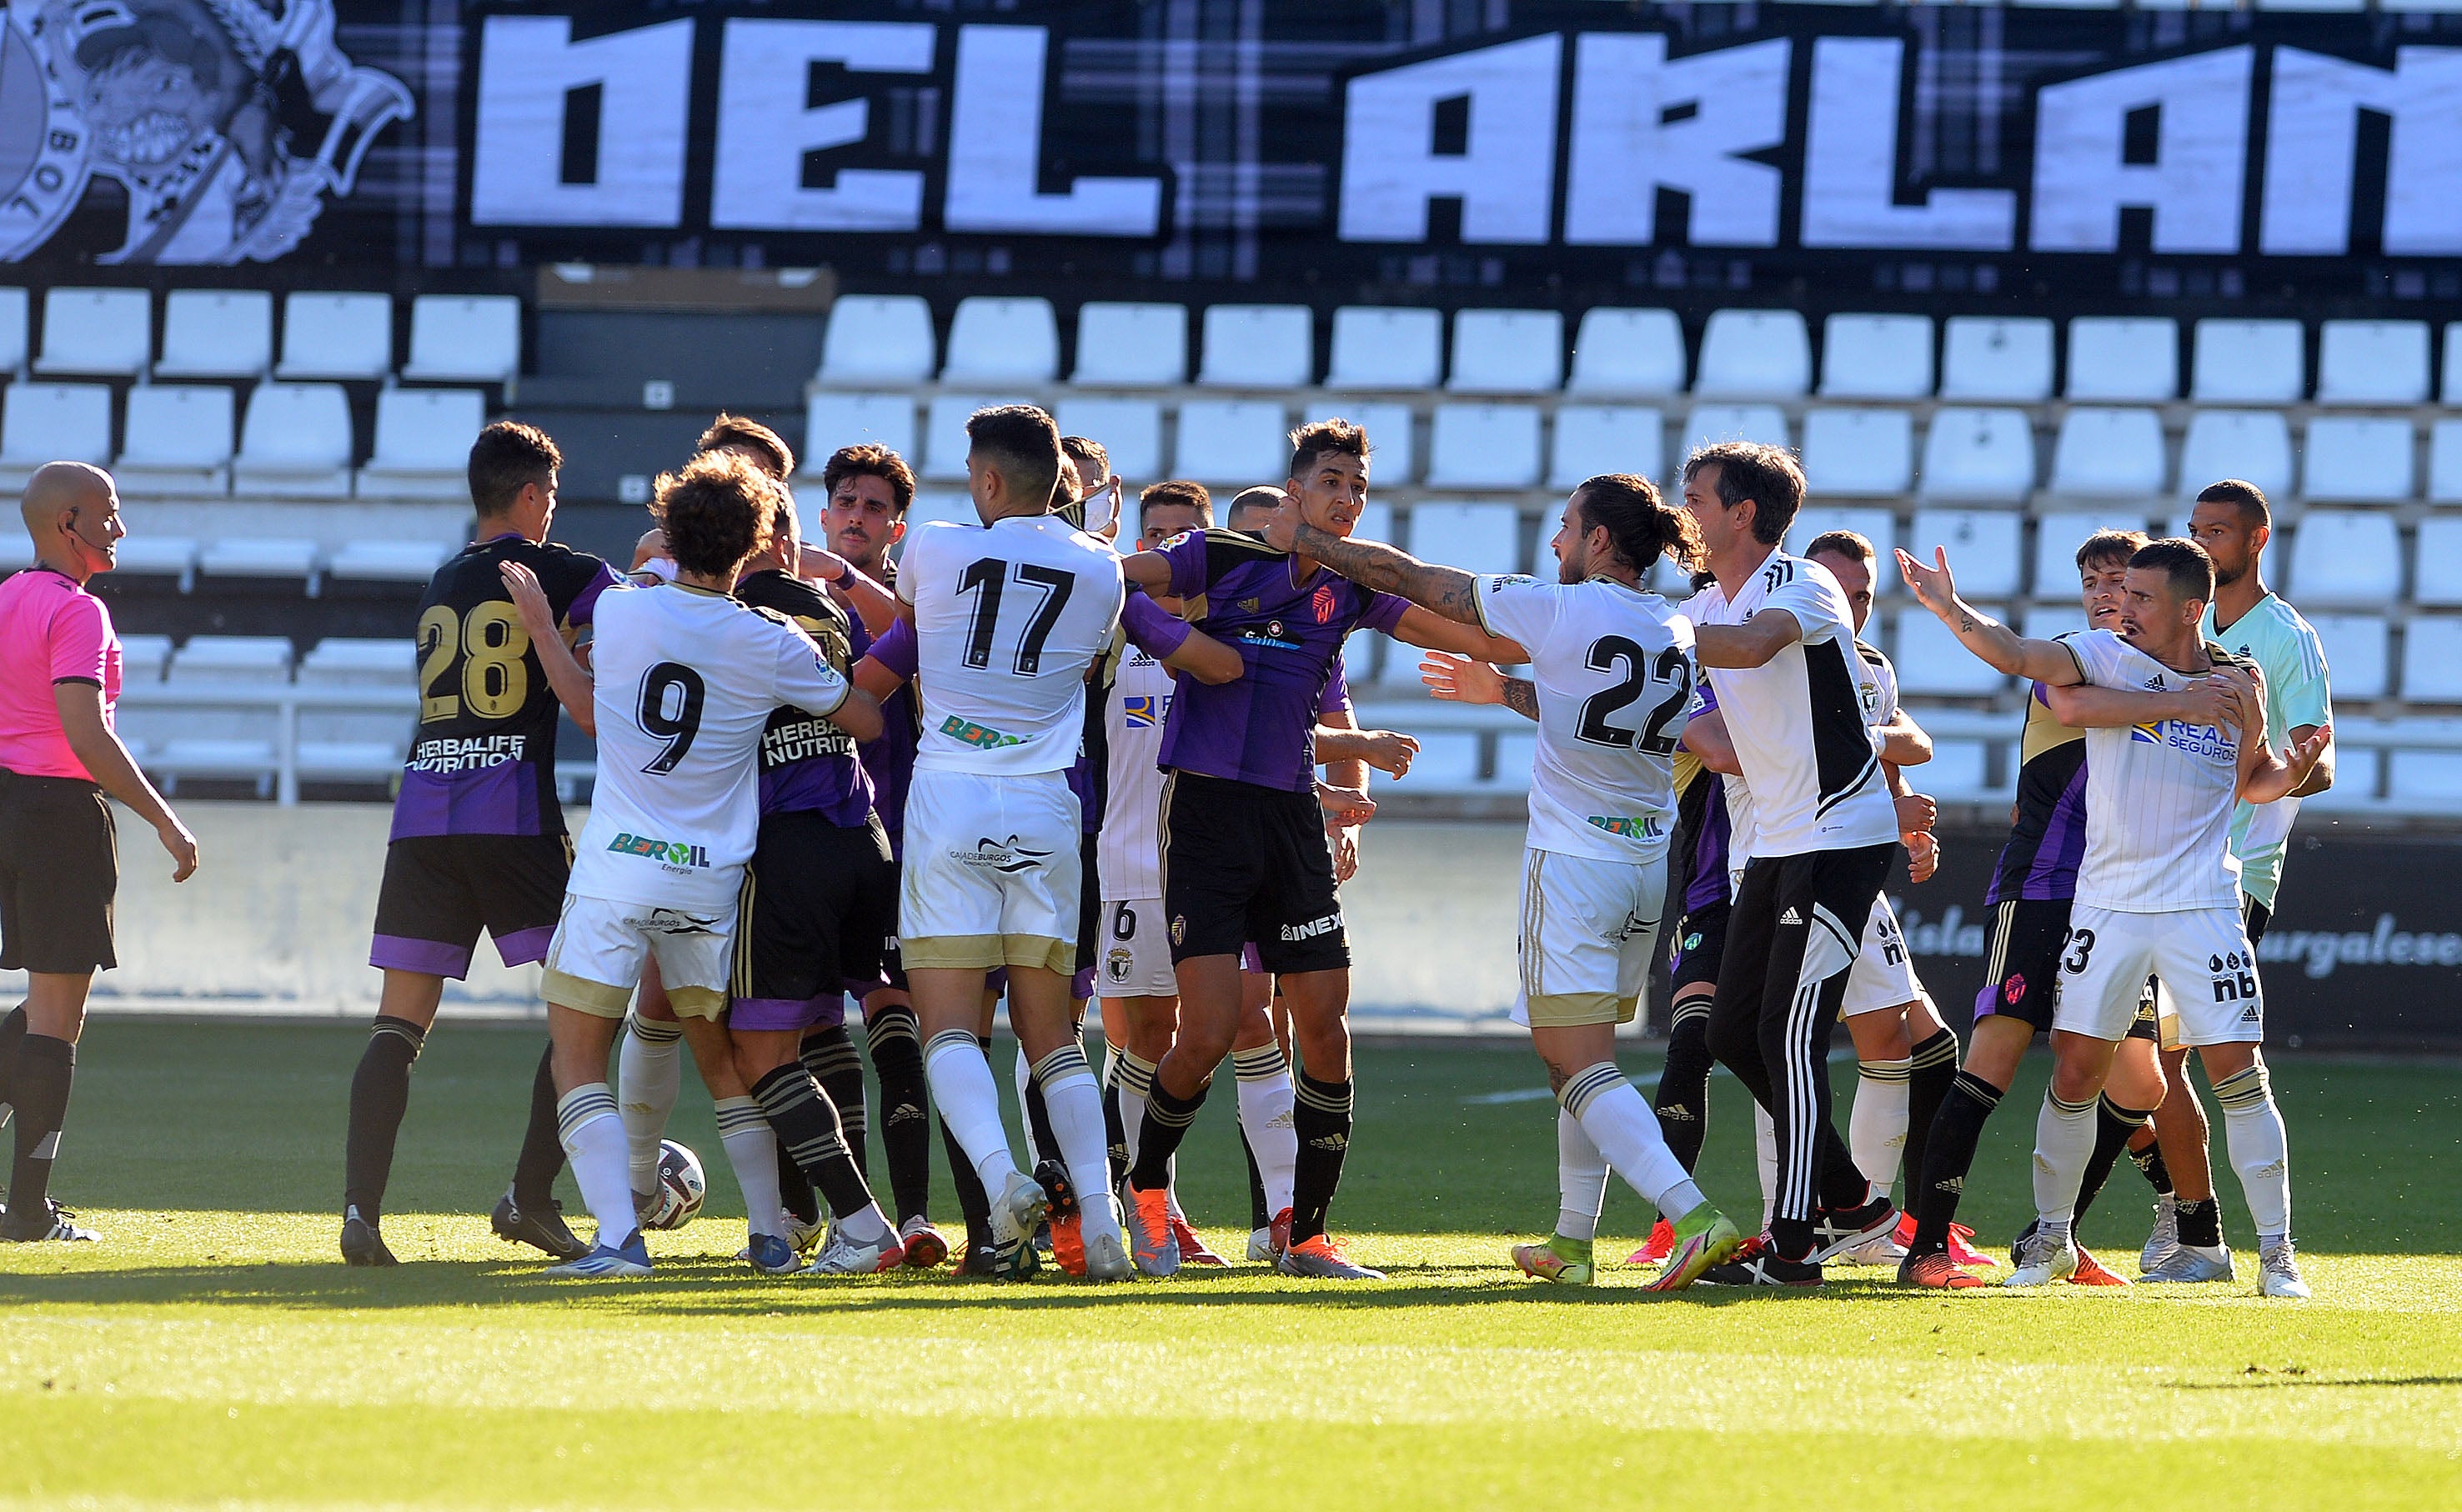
[2163,1375,2462,1390]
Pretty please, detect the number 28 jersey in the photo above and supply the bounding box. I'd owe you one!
[1473,573,1696,865]
[898,514,1125,777]
[566,583,853,912]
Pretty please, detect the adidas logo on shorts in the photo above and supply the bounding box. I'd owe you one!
[1779,907,1803,926]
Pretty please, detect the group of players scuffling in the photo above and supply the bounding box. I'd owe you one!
[0,398,2329,1299]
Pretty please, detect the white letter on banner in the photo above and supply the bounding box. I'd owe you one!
[1562,34,1786,248]
[469,16,691,228]
[2029,48,2252,255]
[2261,47,2462,258]
[1802,37,2013,250]
[711,20,935,232]
[1336,34,1560,244]
[943,26,1162,236]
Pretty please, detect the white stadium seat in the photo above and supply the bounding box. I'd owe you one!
[2050,408,2167,497]
[818,295,935,385]
[1567,308,1685,396]
[170,635,294,683]
[2390,751,2462,803]
[2302,417,2414,503]
[1923,740,1990,798]
[941,296,1059,385]
[1940,316,2054,402]
[1449,309,1562,393]
[1306,401,1415,484]
[2177,411,2292,501]
[1352,501,1394,545]
[2431,420,2462,504]
[1403,732,1483,793]
[296,713,411,783]
[118,633,174,682]
[1052,398,1162,485]
[2303,744,2377,810]
[1819,313,1933,399]
[1789,507,1898,590]
[920,393,1028,483]
[156,290,273,378]
[2065,317,2178,401]
[2401,619,2462,703]
[1683,403,1789,455]
[801,392,916,467]
[2417,518,2462,606]
[2315,320,2429,406]
[900,492,978,536]
[36,288,149,376]
[0,287,27,370]
[358,388,485,501]
[300,638,417,684]
[2031,510,2148,598]
[2446,322,2462,403]
[2190,318,2304,404]
[1325,307,1440,391]
[1407,502,1521,577]
[1918,408,2034,501]
[276,293,393,381]
[198,538,318,590]
[2021,605,2088,640]
[1893,610,2008,696]
[233,383,354,497]
[1695,309,1811,398]
[0,383,112,487]
[2287,512,2400,604]
[1174,399,1288,484]
[1426,404,1541,489]
[2308,613,2388,700]
[1548,407,1662,491]
[111,536,196,588]
[1488,731,1537,794]
[1910,509,2023,598]
[115,385,234,497]
[1072,303,1187,387]
[1198,304,1313,388]
[326,539,450,585]
[402,294,522,383]
[1801,408,1913,497]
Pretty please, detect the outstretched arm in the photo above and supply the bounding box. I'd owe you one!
[1271,513,1479,623]
[1895,547,2083,685]
[1682,708,1739,776]
[1692,608,1806,669]
[1391,603,1526,664]
[1875,708,1932,767]
[502,561,596,736]
[2043,677,2245,732]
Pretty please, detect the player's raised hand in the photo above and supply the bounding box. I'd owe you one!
[2285,722,2333,784]
[631,528,671,570]
[1894,547,1959,617]
[1421,650,1503,705]
[796,540,855,585]
[498,560,558,640]
[1354,728,1420,778]
[157,815,198,882]
[1315,780,1376,826]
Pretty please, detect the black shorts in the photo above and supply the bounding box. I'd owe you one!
[1668,897,1729,991]
[1162,771,1346,974]
[370,834,571,979]
[1075,829,1101,974]
[1976,896,2069,1032]
[2242,894,2272,944]
[0,772,117,974]
[730,810,895,1028]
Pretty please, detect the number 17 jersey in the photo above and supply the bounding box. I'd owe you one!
[1473,573,1695,865]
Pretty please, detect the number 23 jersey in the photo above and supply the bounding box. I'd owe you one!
[567,582,853,912]
[1472,574,1696,865]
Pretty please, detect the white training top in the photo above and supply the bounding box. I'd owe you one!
[899,513,1126,777]
[1474,573,1694,864]
[2064,628,2249,914]
[1098,628,1176,900]
[1856,642,1900,735]
[569,583,851,912]
[1690,553,1898,858]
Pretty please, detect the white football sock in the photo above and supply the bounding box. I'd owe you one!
[1233,1043,1298,1219]
[1849,1055,1913,1197]
[1115,1049,1156,1164]
[1034,1043,1122,1245]
[2032,1090,2098,1232]
[2214,1064,2290,1244]
[1754,1103,1778,1231]
[925,1029,1019,1194]
[617,1015,684,1193]
[1560,1063,1708,1225]
[713,1096,786,1241]
[1555,1107,1607,1242]
[555,1084,637,1246]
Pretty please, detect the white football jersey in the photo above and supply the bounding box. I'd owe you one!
[898,514,1126,777]
[569,583,852,911]
[1690,553,1898,857]
[1097,630,1176,901]
[1474,573,1694,864]
[1856,642,1899,734]
[2066,629,2249,913]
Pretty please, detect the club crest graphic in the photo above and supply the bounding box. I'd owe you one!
[0,0,411,263]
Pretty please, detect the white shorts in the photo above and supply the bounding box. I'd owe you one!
[1096,896,1178,999]
[2054,904,2264,1046]
[541,890,738,1019]
[1512,849,1662,1029]
[900,767,1080,974]
[1841,894,1924,1019]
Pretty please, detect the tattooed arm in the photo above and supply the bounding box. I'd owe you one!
[1895,545,2083,685]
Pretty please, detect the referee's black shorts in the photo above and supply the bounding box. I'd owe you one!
[0,770,118,974]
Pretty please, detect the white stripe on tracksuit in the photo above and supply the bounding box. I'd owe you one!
[1778,902,1859,1224]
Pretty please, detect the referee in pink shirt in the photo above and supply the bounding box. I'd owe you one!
[0,462,197,1244]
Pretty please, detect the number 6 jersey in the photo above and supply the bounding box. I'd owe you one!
[566,582,853,912]
[1472,573,1697,866]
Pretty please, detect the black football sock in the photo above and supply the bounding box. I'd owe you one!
[1910,1070,2002,1258]
[1128,1079,1209,1192]
[4,1034,74,1224]
[943,1117,992,1250]
[751,1065,877,1219]
[1288,1072,1353,1245]
[2175,1196,2224,1249]
[1240,1123,1269,1231]
[1902,1029,1959,1212]
[1023,1068,1064,1172]
[2069,1095,2154,1234]
[342,1015,426,1225]
[0,1002,26,1115]
[509,1042,565,1211]
[776,1142,819,1228]
[1652,993,1716,1173]
[1101,1063,1130,1190]
[2129,1129,2174,1195]
[863,1005,933,1224]
[800,1026,870,1185]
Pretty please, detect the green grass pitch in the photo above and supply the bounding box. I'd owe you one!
[4,1020,2461,1507]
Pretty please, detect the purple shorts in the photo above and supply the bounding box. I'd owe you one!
[1242,942,1266,975]
[730,993,849,1034]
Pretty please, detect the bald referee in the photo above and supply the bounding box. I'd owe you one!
[0,463,198,1243]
